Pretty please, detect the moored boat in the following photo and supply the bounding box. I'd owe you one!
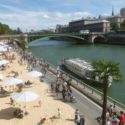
[60,58,112,86]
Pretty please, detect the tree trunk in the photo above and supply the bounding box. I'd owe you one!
[102,79,108,125]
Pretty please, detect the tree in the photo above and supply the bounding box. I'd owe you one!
[120,21,125,30]
[92,60,122,125]
[111,23,119,31]
[0,23,13,34]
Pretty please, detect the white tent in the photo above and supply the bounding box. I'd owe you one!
[26,70,43,78]
[12,91,38,102]
[4,77,24,86]
[12,91,38,114]
[0,45,11,52]
[0,60,9,66]
[0,74,4,80]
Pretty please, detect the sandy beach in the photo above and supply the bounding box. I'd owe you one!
[0,43,76,125]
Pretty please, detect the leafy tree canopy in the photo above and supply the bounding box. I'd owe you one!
[0,22,22,35]
[92,60,122,81]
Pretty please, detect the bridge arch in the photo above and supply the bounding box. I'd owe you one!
[28,34,85,43]
[93,35,105,43]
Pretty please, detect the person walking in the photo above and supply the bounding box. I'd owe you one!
[57,108,62,119]
[75,109,81,125]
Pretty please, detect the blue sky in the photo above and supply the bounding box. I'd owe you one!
[0,0,124,31]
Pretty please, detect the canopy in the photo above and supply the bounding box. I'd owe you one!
[0,74,4,80]
[26,70,43,78]
[0,46,11,52]
[0,60,9,66]
[4,77,24,86]
[12,91,38,102]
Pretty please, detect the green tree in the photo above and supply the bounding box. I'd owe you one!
[92,60,122,125]
[120,21,125,30]
[111,23,119,31]
[0,22,13,34]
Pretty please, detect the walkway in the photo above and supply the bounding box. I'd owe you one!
[43,70,102,125]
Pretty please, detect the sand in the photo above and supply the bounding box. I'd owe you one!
[0,47,75,125]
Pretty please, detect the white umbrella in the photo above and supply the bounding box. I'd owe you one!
[12,91,38,114]
[4,77,24,86]
[0,45,11,52]
[0,74,4,80]
[0,60,9,66]
[0,46,7,52]
[12,91,38,102]
[26,70,43,78]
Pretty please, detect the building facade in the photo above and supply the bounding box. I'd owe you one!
[106,16,125,28]
[55,19,110,33]
[55,25,69,33]
[120,7,125,17]
[84,20,110,33]
[69,19,96,33]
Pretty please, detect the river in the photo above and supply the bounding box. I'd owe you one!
[28,39,125,105]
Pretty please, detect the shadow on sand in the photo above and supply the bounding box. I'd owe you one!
[0,107,16,120]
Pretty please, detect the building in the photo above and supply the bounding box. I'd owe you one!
[56,18,110,33]
[68,18,110,33]
[84,20,110,33]
[69,19,97,33]
[106,15,125,28]
[120,7,125,17]
[55,25,69,33]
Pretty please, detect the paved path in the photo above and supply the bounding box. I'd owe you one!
[43,71,102,125]
[71,87,101,125]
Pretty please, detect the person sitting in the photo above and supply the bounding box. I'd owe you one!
[0,87,4,93]
[25,80,32,86]
[37,118,46,125]
[10,97,14,105]
[13,108,23,118]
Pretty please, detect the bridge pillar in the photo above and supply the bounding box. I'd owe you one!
[20,34,29,48]
[88,34,95,44]
[23,34,28,43]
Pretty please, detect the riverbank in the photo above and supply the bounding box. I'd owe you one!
[0,41,76,125]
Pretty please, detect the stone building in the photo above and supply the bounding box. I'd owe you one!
[106,16,125,28]
[55,25,69,33]
[84,20,110,33]
[120,7,125,17]
[68,19,96,33]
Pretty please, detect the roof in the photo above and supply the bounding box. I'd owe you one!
[66,58,94,71]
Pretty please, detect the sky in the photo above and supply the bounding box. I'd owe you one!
[0,0,125,31]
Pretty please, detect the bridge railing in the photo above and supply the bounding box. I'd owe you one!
[47,63,125,112]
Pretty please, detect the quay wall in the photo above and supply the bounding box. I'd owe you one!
[105,35,125,45]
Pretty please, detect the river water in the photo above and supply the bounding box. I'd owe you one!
[28,39,125,105]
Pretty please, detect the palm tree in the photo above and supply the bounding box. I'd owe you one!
[92,60,122,125]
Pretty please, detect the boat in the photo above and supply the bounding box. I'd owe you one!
[60,58,112,86]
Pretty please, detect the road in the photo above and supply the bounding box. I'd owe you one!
[71,87,101,125]
[44,71,102,125]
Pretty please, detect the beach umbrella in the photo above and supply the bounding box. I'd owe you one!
[11,91,39,114]
[0,74,4,80]
[0,60,9,66]
[0,45,11,52]
[4,77,24,86]
[11,91,38,102]
[0,46,7,52]
[26,70,43,78]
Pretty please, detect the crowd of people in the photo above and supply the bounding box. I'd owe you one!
[105,105,125,125]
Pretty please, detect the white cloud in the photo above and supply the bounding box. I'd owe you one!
[0,4,92,31]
